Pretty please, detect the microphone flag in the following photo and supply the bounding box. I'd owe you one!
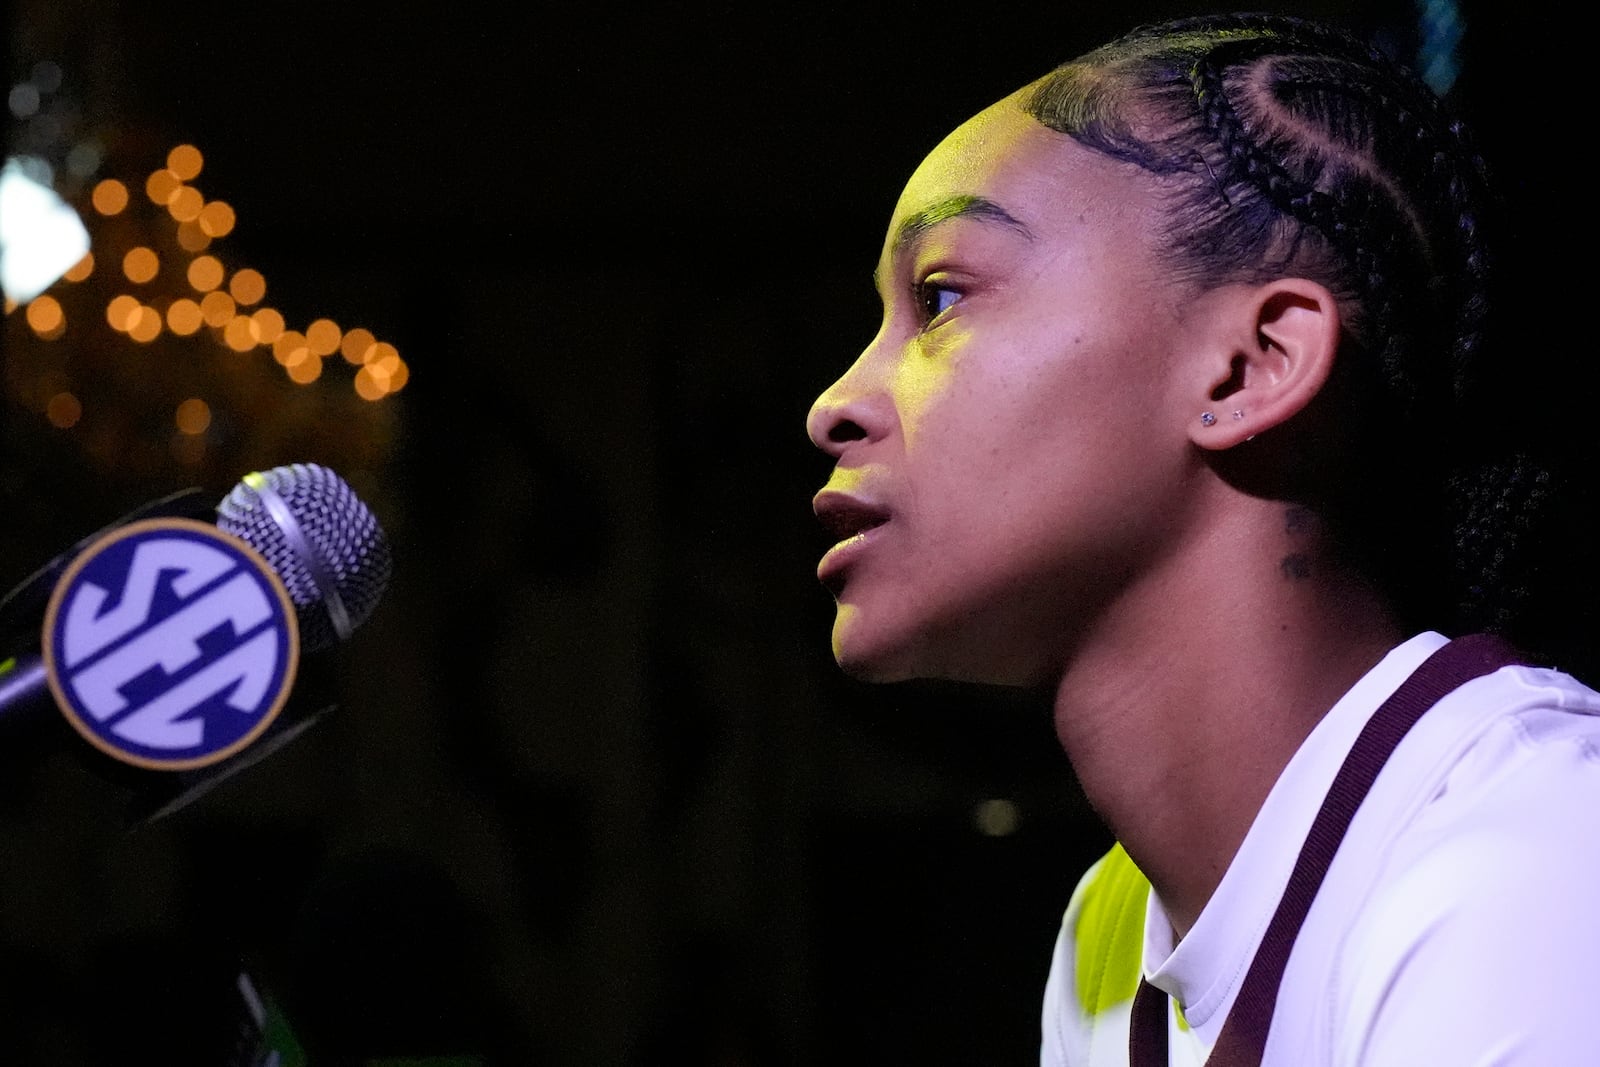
[41,516,300,771]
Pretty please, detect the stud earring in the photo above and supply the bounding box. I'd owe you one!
[1200,412,1217,427]
[1232,409,1245,420]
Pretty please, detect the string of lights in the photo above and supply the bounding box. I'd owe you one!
[9,140,410,408]
[4,55,408,495]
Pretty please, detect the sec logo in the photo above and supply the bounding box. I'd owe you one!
[42,517,300,770]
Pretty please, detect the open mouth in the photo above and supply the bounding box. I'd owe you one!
[813,491,891,593]
[814,494,890,545]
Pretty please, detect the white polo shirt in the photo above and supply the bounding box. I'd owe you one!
[1041,631,1600,1066]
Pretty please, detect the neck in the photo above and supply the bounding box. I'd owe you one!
[1051,502,1403,939]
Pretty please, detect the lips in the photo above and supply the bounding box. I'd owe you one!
[813,490,890,542]
[813,489,890,589]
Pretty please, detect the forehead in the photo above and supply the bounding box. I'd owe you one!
[886,90,1161,259]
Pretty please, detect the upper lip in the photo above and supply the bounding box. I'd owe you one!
[812,489,890,542]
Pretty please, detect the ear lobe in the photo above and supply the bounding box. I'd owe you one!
[1189,279,1342,450]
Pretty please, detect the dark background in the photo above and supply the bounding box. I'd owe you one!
[0,2,1579,1064]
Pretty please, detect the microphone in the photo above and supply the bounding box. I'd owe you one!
[0,462,390,816]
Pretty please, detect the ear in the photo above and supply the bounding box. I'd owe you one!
[1187,279,1342,450]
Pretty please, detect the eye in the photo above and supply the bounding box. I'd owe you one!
[913,279,961,324]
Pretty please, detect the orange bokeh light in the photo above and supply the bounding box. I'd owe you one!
[175,397,212,434]
[167,144,204,181]
[200,290,236,326]
[354,366,386,400]
[46,392,82,429]
[168,185,204,222]
[145,168,181,205]
[250,307,285,344]
[128,306,162,343]
[229,269,266,305]
[187,255,224,292]
[26,295,64,335]
[106,295,141,332]
[305,318,341,356]
[92,179,129,215]
[273,330,310,366]
[167,298,204,335]
[341,327,376,364]
[287,356,323,384]
[123,247,159,284]
[62,252,94,282]
[198,200,235,237]
[223,316,256,352]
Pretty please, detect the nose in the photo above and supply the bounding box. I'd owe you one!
[806,349,888,458]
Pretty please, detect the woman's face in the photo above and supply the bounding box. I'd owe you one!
[806,91,1215,686]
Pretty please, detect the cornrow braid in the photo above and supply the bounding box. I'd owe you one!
[1024,13,1573,664]
[1185,48,1431,417]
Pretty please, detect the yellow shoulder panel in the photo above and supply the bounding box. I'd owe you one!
[1073,842,1151,1016]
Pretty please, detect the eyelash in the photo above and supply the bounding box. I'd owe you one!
[912,278,961,325]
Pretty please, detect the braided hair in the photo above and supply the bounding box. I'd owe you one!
[1024,13,1590,671]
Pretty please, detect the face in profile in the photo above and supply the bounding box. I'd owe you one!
[807,89,1222,688]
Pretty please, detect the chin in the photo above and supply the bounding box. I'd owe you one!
[831,601,1053,689]
[829,606,925,683]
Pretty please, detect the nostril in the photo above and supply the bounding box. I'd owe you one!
[828,418,869,445]
[807,402,869,454]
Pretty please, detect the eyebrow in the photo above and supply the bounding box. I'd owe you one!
[875,194,1034,288]
[894,194,1033,254]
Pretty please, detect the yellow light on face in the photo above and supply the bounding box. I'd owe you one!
[26,294,64,335]
[145,169,181,205]
[250,306,284,343]
[187,255,224,292]
[128,305,162,342]
[62,252,94,281]
[123,247,159,284]
[175,397,211,434]
[168,185,204,222]
[167,298,204,335]
[92,179,129,215]
[229,268,266,305]
[176,221,212,252]
[198,200,235,237]
[46,391,82,428]
[305,317,341,356]
[199,290,235,326]
[341,327,376,365]
[106,294,140,331]
[166,144,203,181]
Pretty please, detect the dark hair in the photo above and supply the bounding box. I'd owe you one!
[1023,13,1587,667]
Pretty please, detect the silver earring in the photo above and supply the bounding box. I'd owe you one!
[1232,409,1245,420]
[1200,412,1217,427]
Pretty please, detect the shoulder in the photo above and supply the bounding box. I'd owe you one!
[1331,664,1600,1064]
[1041,843,1148,1066]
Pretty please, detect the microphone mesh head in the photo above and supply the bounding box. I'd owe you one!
[215,462,392,652]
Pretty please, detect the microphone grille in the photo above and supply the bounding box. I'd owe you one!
[215,462,392,652]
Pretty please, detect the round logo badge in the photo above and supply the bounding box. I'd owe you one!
[42,517,300,770]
